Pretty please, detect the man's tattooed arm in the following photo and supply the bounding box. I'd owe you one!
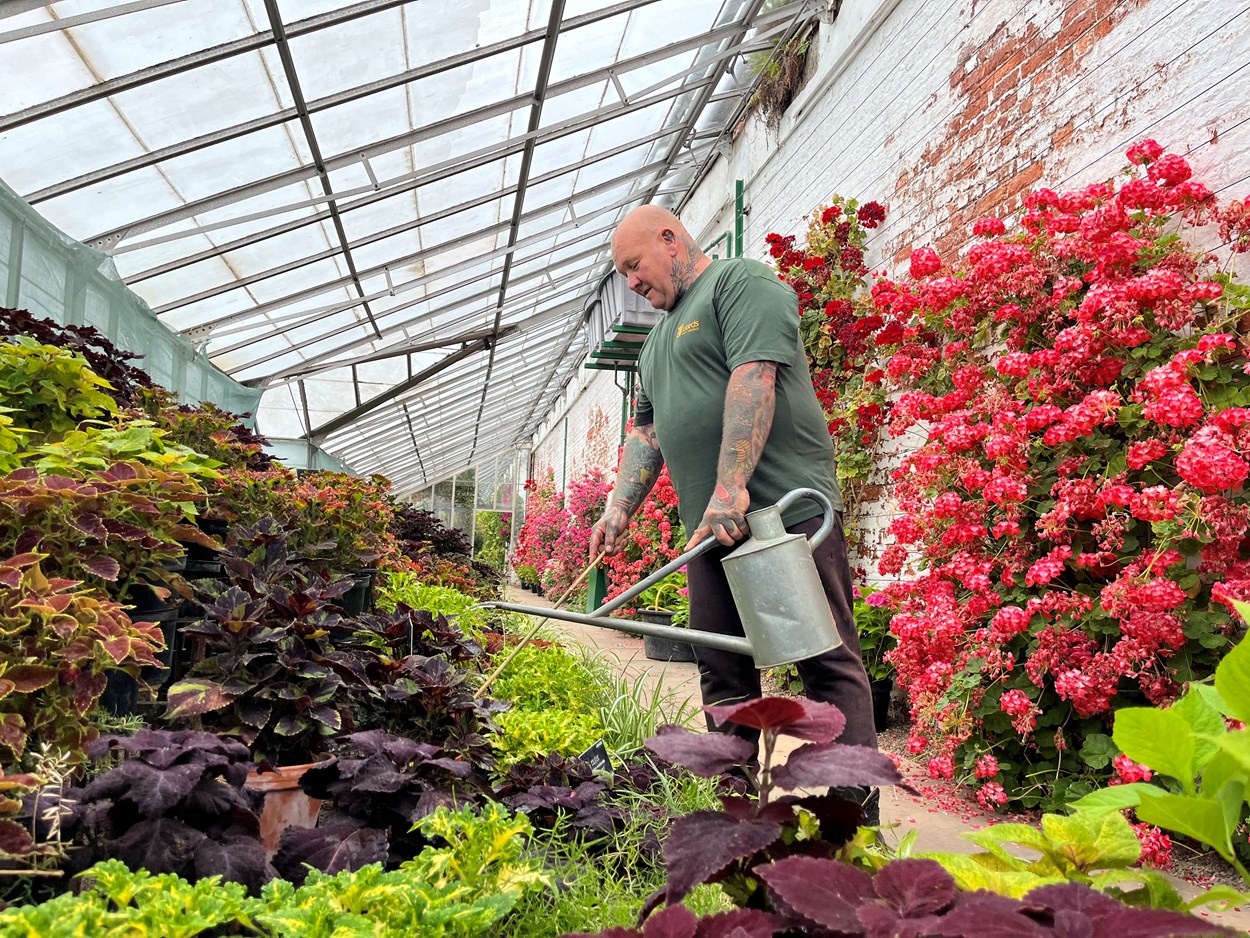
[689,361,778,547]
[590,420,664,558]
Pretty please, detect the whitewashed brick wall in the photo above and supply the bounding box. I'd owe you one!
[531,368,629,492]
[533,0,1250,568]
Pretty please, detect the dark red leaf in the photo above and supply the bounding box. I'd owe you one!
[192,836,273,893]
[641,903,698,938]
[4,665,56,693]
[1025,882,1234,937]
[920,892,1049,938]
[645,725,757,778]
[83,556,121,581]
[663,811,782,905]
[273,823,389,886]
[772,744,903,790]
[872,858,955,917]
[0,568,19,589]
[0,819,36,858]
[705,697,840,738]
[756,855,874,933]
[692,909,782,938]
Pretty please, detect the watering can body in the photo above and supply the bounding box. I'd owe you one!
[486,488,843,669]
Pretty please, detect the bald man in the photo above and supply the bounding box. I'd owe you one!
[590,205,880,822]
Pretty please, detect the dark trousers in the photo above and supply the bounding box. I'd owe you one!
[686,511,879,752]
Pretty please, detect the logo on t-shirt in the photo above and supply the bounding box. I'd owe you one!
[675,320,700,338]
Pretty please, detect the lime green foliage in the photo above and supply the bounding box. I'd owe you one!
[0,337,116,441]
[0,860,257,938]
[492,707,604,771]
[509,775,730,936]
[637,572,689,626]
[26,421,222,480]
[917,811,1197,909]
[0,806,551,938]
[489,644,602,711]
[376,570,493,639]
[473,510,507,571]
[257,804,551,937]
[0,408,27,475]
[1071,604,1250,885]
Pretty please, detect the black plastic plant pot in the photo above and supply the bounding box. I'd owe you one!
[639,609,697,663]
[340,569,378,617]
[181,517,229,575]
[870,677,893,733]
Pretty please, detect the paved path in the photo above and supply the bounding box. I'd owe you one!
[501,584,1249,931]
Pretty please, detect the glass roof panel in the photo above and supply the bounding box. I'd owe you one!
[0,0,792,489]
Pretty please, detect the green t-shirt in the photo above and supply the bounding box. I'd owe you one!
[635,257,843,534]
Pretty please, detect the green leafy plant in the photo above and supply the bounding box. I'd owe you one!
[0,553,164,769]
[488,643,602,712]
[515,563,540,590]
[917,810,1210,910]
[375,571,494,639]
[0,337,117,442]
[256,803,552,937]
[1069,600,1250,885]
[855,585,894,683]
[637,572,689,626]
[25,421,222,481]
[0,859,259,937]
[491,708,604,772]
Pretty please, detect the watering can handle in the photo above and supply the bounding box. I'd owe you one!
[775,487,836,550]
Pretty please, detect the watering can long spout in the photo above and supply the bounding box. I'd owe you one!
[481,488,842,669]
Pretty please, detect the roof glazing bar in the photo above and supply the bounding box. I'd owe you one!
[262,0,381,340]
[0,0,413,133]
[87,44,727,250]
[0,0,187,44]
[24,0,665,204]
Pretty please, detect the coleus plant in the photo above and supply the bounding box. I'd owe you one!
[0,553,163,768]
[569,697,1230,938]
[163,521,374,765]
[640,697,904,913]
[33,729,272,893]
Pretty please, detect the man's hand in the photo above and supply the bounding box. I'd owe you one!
[589,504,631,558]
[688,483,751,548]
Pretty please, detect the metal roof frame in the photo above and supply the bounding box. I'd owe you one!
[1,0,814,491]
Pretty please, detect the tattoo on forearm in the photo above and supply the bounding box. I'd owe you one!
[715,362,777,501]
[670,233,706,300]
[611,423,663,516]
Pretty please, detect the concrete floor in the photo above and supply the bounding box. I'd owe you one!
[500,584,1250,932]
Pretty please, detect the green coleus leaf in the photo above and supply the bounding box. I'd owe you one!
[1040,810,1141,872]
[164,679,234,719]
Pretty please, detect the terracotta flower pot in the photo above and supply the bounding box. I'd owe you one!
[245,761,325,858]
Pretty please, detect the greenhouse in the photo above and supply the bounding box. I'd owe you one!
[1,0,1250,934]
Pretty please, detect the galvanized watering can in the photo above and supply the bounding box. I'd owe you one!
[486,488,843,669]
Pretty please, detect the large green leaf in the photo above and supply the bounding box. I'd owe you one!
[1219,606,1250,725]
[1041,810,1141,871]
[1169,690,1225,771]
[1112,707,1196,793]
[1069,782,1156,813]
[916,852,1063,898]
[1135,790,1234,862]
[1199,748,1244,799]
[164,679,233,719]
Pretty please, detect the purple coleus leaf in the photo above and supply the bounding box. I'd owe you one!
[663,811,783,907]
[911,891,1049,938]
[706,697,847,744]
[645,725,757,778]
[642,903,699,938]
[871,859,955,917]
[1025,882,1235,937]
[272,823,389,886]
[692,909,782,938]
[755,854,874,934]
[192,835,273,894]
[82,556,120,581]
[164,678,234,719]
[772,744,903,791]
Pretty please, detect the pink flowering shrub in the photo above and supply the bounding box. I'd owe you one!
[870,141,1250,810]
[539,467,612,600]
[512,469,566,590]
[767,197,889,541]
[603,460,685,609]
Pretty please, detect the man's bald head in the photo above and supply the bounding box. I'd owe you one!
[611,204,710,311]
